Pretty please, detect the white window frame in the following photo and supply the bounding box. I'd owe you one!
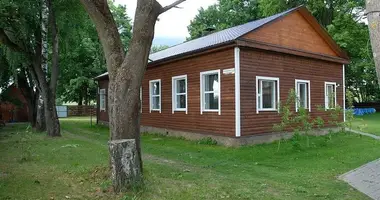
[256,76,280,113]
[325,81,337,110]
[99,88,106,112]
[149,79,161,113]
[200,69,221,115]
[295,79,311,112]
[172,75,188,114]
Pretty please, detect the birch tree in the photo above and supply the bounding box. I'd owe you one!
[0,0,61,136]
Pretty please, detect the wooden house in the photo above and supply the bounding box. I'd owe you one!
[95,6,349,144]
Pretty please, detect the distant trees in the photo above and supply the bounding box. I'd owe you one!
[187,0,260,40]
[56,0,132,105]
[151,45,170,53]
[0,0,61,136]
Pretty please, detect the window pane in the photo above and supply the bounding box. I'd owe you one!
[152,96,160,109]
[258,95,262,109]
[176,94,186,109]
[152,82,160,95]
[205,93,218,109]
[262,80,275,109]
[204,74,219,92]
[327,85,335,108]
[176,79,186,93]
[299,83,308,108]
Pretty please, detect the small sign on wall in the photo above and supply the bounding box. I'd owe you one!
[223,68,235,75]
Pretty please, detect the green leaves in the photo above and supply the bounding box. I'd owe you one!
[187,0,260,40]
[56,0,132,104]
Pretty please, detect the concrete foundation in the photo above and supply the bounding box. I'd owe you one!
[98,120,340,147]
[140,126,340,147]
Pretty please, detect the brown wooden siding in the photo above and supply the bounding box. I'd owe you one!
[240,48,343,136]
[98,79,109,122]
[141,48,236,137]
[242,11,338,57]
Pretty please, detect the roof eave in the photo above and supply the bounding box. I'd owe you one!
[148,41,236,67]
[236,39,350,64]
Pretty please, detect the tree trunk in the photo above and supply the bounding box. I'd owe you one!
[43,89,60,136]
[27,97,37,128]
[78,94,83,106]
[80,0,186,192]
[107,1,162,190]
[36,96,46,132]
[366,0,380,86]
[43,0,61,137]
[108,139,142,192]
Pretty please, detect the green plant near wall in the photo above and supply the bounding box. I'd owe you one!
[274,89,357,150]
[274,88,362,151]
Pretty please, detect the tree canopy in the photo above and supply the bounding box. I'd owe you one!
[187,0,260,40]
[55,0,132,105]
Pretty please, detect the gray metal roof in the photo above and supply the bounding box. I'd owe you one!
[149,6,299,63]
[95,6,301,79]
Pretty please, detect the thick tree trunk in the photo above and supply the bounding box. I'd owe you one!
[366,0,380,85]
[78,94,83,106]
[108,139,142,192]
[27,98,37,128]
[108,0,162,174]
[80,0,185,192]
[43,89,60,136]
[36,96,46,132]
[43,0,61,137]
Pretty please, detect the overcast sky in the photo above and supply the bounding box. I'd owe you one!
[114,0,217,46]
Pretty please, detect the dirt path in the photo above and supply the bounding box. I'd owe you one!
[62,128,203,171]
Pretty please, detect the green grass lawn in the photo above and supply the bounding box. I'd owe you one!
[351,112,380,136]
[1,117,380,199]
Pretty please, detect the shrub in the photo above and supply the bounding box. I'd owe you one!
[197,137,217,145]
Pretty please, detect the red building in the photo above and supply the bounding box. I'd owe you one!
[0,84,29,122]
[95,6,349,143]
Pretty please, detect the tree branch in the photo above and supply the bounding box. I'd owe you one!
[0,29,24,52]
[160,0,186,14]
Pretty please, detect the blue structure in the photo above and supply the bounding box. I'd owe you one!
[347,108,376,116]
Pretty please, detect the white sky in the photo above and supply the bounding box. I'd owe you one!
[114,0,217,45]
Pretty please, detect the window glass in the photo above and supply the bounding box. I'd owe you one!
[257,77,279,112]
[176,94,186,109]
[202,73,219,111]
[152,82,160,95]
[297,82,309,109]
[205,93,219,109]
[150,80,161,111]
[152,96,160,109]
[326,84,335,109]
[205,74,219,92]
[262,80,275,109]
[173,77,187,111]
[176,79,186,93]
[100,89,106,111]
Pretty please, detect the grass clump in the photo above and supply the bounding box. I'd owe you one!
[197,137,218,145]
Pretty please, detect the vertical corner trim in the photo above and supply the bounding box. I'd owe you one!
[234,47,241,137]
[343,64,346,122]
